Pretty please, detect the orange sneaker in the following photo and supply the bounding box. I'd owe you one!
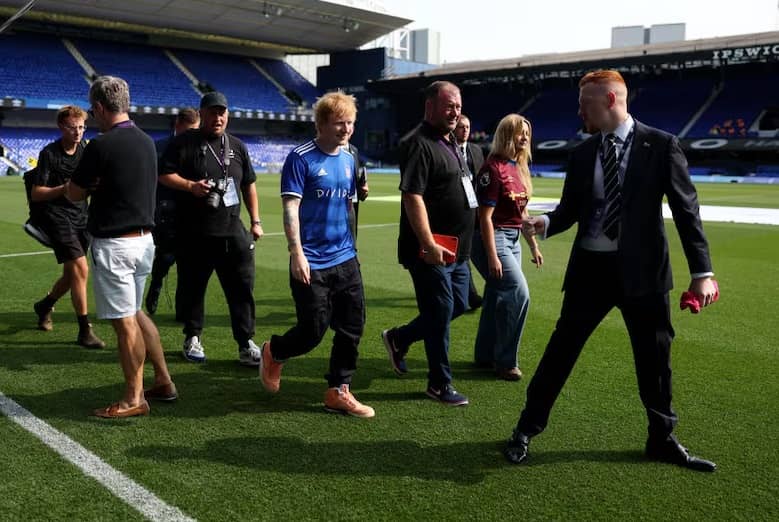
[259,340,283,393]
[324,384,375,418]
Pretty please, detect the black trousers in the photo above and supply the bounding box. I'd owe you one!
[271,257,365,387]
[517,248,677,441]
[176,234,255,345]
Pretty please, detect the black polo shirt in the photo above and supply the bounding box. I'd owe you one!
[397,121,475,266]
[33,140,88,228]
[71,121,157,238]
[161,129,255,238]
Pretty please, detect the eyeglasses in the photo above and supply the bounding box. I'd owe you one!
[64,125,87,132]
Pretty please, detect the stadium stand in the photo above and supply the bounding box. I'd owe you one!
[630,76,714,135]
[460,83,531,136]
[521,86,582,141]
[235,135,298,171]
[688,72,779,138]
[0,127,63,168]
[0,126,300,173]
[73,38,200,108]
[173,49,290,113]
[255,58,321,105]
[0,32,89,106]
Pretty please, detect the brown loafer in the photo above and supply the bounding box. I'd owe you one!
[34,300,53,331]
[77,326,106,349]
[93,400,150,418]
[496,367,522,381]
[144,382,178,402]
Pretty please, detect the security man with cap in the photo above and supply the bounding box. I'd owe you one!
[159,91,264,365]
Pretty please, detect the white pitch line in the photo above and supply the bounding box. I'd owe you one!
[0,250,51,259]
[0,392,195,522]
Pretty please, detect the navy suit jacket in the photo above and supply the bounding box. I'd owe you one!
[547,120,712,297]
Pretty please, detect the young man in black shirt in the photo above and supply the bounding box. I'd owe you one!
[68,76,177,418]
[159,92,264,366]
[31,105,105,349]
[381,81,476,406]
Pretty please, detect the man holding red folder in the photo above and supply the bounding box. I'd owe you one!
[382,81,477,406]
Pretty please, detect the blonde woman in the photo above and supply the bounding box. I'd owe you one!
[471,114,542,381]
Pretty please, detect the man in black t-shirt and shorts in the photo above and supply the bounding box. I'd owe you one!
[160,92,264,366]
[68,76,177,418]
[31,105,105,349]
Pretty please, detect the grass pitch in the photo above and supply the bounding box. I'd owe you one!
[0,175,777,521]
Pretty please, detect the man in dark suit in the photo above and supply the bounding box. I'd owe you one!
[505,70,718,472]
[454,114,485,310]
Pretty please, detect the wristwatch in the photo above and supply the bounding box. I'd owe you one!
[251,219,262,226]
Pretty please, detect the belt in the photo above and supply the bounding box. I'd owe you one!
[118,228,152,238]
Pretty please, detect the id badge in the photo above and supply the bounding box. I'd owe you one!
[461,175,478,209]
[222,178,239,207]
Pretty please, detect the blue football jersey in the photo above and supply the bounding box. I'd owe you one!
[280,140,356,269]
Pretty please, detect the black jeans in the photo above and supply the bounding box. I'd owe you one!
[517,248,677,440]
[175,233,255,345]
[271,257,365,387]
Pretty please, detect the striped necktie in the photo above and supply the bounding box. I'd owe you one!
[601,133,621,240]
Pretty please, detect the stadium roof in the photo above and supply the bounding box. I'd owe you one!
[385,30,779,80]
[0,0,412,54]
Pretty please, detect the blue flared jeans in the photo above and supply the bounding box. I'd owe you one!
[471,227,530,369]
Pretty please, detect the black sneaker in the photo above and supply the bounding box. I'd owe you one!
[504,429,530,464]
[425,383,469,406]
[381,328,408,376]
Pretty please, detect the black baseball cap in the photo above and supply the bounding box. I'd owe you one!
[200,91,228,109]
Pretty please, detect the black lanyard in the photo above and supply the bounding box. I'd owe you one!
[438,135,467,177]
[206,134,230,177]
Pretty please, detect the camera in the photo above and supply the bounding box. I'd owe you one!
[205,178,226,209]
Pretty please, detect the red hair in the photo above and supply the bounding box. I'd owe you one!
[579,70,626,88]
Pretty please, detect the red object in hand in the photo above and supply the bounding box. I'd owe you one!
[680,279,719,313]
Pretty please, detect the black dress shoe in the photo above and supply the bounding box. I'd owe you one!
[645,435,716,472]
[468,294,483,311]
[504,430,530,464]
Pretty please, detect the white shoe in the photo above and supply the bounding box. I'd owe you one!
[239,339,262,367]
[183,336,206,363]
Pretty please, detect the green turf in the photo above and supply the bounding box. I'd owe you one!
[0,175,777,520]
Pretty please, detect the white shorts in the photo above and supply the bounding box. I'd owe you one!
[91,234,155,319]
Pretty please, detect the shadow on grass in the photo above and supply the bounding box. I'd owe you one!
[129,436,501,484]
[128,437,647,484]
[5,356,386,421]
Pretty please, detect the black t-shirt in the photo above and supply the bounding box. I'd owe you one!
[71,121,157,238]
[397,121,475,266]
[154,136,178,202]
[161,129,256,238]
[33,140,88,228]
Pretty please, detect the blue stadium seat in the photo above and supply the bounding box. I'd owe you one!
[255,58,320,105]
[522,87,581,141]
[237,135,299,171]
[688,74,779,138]
[0,32,90,106]
[173,49,290,113]
[73,38,199,108]
[630,77,714,135]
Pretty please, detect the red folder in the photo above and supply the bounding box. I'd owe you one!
[420,234,458,263]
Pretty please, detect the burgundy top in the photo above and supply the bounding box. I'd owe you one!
[475,157,529,228]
